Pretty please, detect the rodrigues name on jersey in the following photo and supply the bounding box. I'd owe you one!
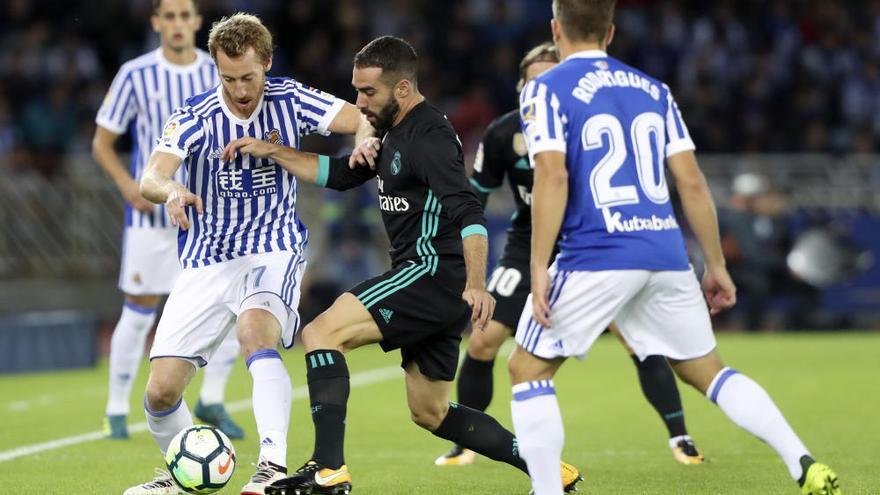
[154,77,344,268]
[520,50,693,272]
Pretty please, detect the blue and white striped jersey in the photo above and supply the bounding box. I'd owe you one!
[96,48,217,229]
[520,50,693,271]
[155,76,345,268]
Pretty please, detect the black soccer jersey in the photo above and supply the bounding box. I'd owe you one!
[469,109,533,263]
[319,101,486,270]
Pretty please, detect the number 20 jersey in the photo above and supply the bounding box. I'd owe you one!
[520,50,693,272]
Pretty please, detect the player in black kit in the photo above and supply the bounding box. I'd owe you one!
[223,36,582,495]
[434,43,705,468]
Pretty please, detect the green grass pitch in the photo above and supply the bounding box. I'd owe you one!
[0,333,877,494]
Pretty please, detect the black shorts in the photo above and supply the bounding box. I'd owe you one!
[486,256,531,331]
[350,258,470,382]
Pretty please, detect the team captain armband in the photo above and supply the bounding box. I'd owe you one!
[461,224,488,239]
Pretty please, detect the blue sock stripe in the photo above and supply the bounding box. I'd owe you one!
[325,352,334,365]
[309,355,318,368]
[512,380,556,402]
[124,301,156,315]
[709,368,739,403]
[246,348,281,369]
[144,397,182,417]
[317,353,326,366]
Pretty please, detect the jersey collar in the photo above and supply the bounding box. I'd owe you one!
[566,49,608,60]
[156,47,205,74]
[215,83,265,127]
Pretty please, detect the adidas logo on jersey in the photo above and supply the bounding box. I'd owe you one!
[602,208,679,234]
[379,308,394,324]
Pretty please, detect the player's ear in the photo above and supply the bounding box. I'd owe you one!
[264,55,273,74]
[194,13,203,31]
[150,13,161,33]
[551,19,561,44]
[605,24,615,48]
[395,79,410,99]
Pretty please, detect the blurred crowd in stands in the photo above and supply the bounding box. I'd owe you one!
[2,0,880,179]
[1,0,878,330]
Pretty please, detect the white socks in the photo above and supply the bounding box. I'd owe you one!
[199,332,240,405]
[146,397,194,456]
[106,302,157,416]
[247,349,291,467]
[511,380,564,495]
[708,367,810,480]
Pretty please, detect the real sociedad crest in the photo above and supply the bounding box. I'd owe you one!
[264,129,285,145]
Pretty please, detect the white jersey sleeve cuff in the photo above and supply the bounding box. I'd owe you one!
[95,117,127,135]
[527,140,567,161]
[152,144,188,160]
[665,138,696,157]
[315,99,346,136]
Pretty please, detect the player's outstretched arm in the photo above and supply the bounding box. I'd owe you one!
[140,150,202,230]
[666,150,736,314]
[92,126,155,214]
[530,150,568,327]
[222,137,377,191]
[223,138,320,183]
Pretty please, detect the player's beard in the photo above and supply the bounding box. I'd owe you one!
[367,96,400,131]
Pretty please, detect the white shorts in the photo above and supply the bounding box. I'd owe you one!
[515,264,716,361]
[119,227,181,295]
[150,251,306,366]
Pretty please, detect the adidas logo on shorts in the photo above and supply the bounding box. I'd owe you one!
[379,308,394,324]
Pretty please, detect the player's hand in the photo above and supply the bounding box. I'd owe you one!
[702,265,737,315]
[222,137,277,162]
[165,187,203,230]
[121,178,155,213]
[531,267,552,327]
[462,287,495,332]
[349,137,381,169]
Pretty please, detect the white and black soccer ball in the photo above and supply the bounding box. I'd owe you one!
[164,425,236,494]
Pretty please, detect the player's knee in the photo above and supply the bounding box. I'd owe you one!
[237,327,275,358]
[409,402,447,431]
[301,319,338,352]
[145,376,184,412]
[468,334,501,361]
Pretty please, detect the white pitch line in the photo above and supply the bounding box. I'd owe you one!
[0,365,402,463]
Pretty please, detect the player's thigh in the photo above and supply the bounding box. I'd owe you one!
[119,226,180,296]
[467,319,512,361]
[236,251,307,350]
[151,262,239,367]
[515,267,646,360]
[404,360,453,430]
[301,292,383,352]
[615,269,717,362]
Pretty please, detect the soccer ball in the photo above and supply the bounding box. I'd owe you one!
[165,425,236,494]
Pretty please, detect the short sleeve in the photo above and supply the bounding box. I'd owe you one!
[95,67,137,134]
[663,86,695,157]
[153,109,205,159]
[469,123,506,194]
[294,81,345,137]
[519,80,567,162]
